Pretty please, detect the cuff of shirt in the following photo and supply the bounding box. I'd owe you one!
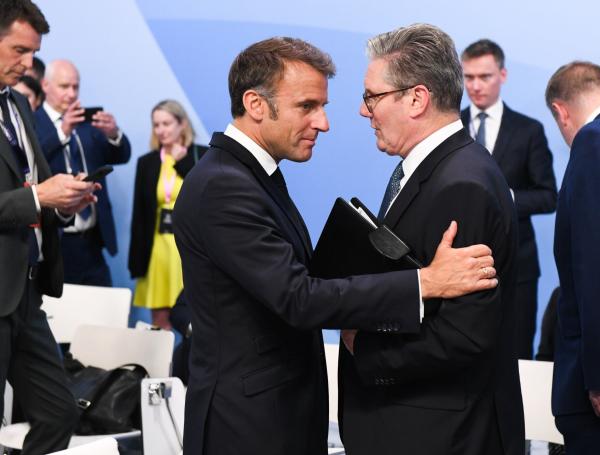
[107,129,123,146]
[55,209,73,223]
[30,184,41,214]
[510,188,515,202]
[416,268,424,322]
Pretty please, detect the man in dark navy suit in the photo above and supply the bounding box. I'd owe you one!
[35,59,131,286]
[173,36,500,455]
[460,39,557,359]
[546,61,600,454]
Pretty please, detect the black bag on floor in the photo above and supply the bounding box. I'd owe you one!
[64,353,148,435]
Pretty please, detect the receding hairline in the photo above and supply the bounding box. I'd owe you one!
[45,59,79,82]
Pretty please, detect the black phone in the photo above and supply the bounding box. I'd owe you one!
[83,164,113,182]
[83,106,103,123]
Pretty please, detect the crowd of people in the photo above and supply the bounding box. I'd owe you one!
[1,0,599,454]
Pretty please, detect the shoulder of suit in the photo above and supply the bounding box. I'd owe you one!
[502,104,543,128]
[137,150,160,164]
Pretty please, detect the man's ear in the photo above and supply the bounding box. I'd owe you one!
[552,101,569,127]
[242,89,267,121]
[409,84,431,117]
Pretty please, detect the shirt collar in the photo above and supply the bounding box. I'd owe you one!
[0,87,9,96]
[402,119,464,179]
[43,101,63,124]
[585,105,600,125]
[224,123,278,176]
[470,97,503,121]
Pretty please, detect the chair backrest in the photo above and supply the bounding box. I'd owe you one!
[42,284,131,343]
[518,359,564,444]
[70,325,174,377]
[140,377,186,455]
[47,437,119,454]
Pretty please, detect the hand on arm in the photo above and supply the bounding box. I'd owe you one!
[419,220,497,299]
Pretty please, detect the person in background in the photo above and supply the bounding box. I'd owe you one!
[128,99,207,330]
[13,74,42,110]
[25,55,44,80]
[35,59,131,286]
[460,39,557,360]
[546,60,600,454]
[0,1,97,452]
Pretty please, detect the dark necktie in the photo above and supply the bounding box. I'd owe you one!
[67,132,91,220]
[378,160,404,221]
[0,91,29,175]
[0,91,39,264]
[475,111,487,147]
[270,167,311,248]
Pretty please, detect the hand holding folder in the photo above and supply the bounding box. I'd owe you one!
[309,197,422,279]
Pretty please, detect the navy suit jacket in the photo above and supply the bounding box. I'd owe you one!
[173,132,426,455]
[34,107,131,255]
[340,129,524,455]
[552,115,600,416]
[461,104,557,282]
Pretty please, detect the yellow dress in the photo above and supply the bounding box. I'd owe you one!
[133,154,184,309]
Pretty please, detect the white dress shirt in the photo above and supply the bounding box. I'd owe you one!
[224,123,278,176]
[468,98,504,153]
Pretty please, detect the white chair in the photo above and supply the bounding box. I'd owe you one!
[0,325,175,450]
[47,437,119,454]
[41,284,131,344]
[325,342,343,449]
[519,359,564,445]
[140,377,185,455]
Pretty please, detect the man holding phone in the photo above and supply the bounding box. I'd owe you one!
[35,59,131,286]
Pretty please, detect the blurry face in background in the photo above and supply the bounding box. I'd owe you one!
[13,80,40,110]
[462,54,506,110]
[152,109,185,148]
[42,61,79,113]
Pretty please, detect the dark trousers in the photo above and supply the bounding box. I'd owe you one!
[556,413,600,454]
[61,226,112,287]
[0,272,78,455]
[516,279,538,360]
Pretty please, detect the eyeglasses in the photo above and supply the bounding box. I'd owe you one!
[362,86,417,114]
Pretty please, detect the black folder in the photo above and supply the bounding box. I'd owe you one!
[309,198,422,279]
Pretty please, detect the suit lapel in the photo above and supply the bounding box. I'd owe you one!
[384,129,473,228]
[491,103,513,165]
[209,133,312,258]
[0,91,25,181]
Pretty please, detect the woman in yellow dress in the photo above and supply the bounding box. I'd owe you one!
[128,100,207,329]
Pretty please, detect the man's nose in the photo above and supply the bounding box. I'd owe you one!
[313,108,329,132]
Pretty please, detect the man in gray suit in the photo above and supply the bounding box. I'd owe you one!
[0,1,96,453]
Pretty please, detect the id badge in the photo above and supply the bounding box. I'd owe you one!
[158,208,174,234]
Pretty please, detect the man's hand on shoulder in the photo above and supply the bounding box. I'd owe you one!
[420,221,498,300]
[36,173,99,214]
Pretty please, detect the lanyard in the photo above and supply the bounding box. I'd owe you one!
[160,148,177,204]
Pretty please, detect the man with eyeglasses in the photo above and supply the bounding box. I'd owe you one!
[339,24,524,455]
[173,36,501,455]
[461,39,557,362]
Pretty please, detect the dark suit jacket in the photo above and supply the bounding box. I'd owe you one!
[173,133,426,455]
[552,116,600,417]
[128,144,206,278]
[34,107,131,256]
[461,104,557,282]
[0,90,63,316]
[340,129,524,455]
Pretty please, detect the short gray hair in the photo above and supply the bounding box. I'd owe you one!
[366,23,463,113]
